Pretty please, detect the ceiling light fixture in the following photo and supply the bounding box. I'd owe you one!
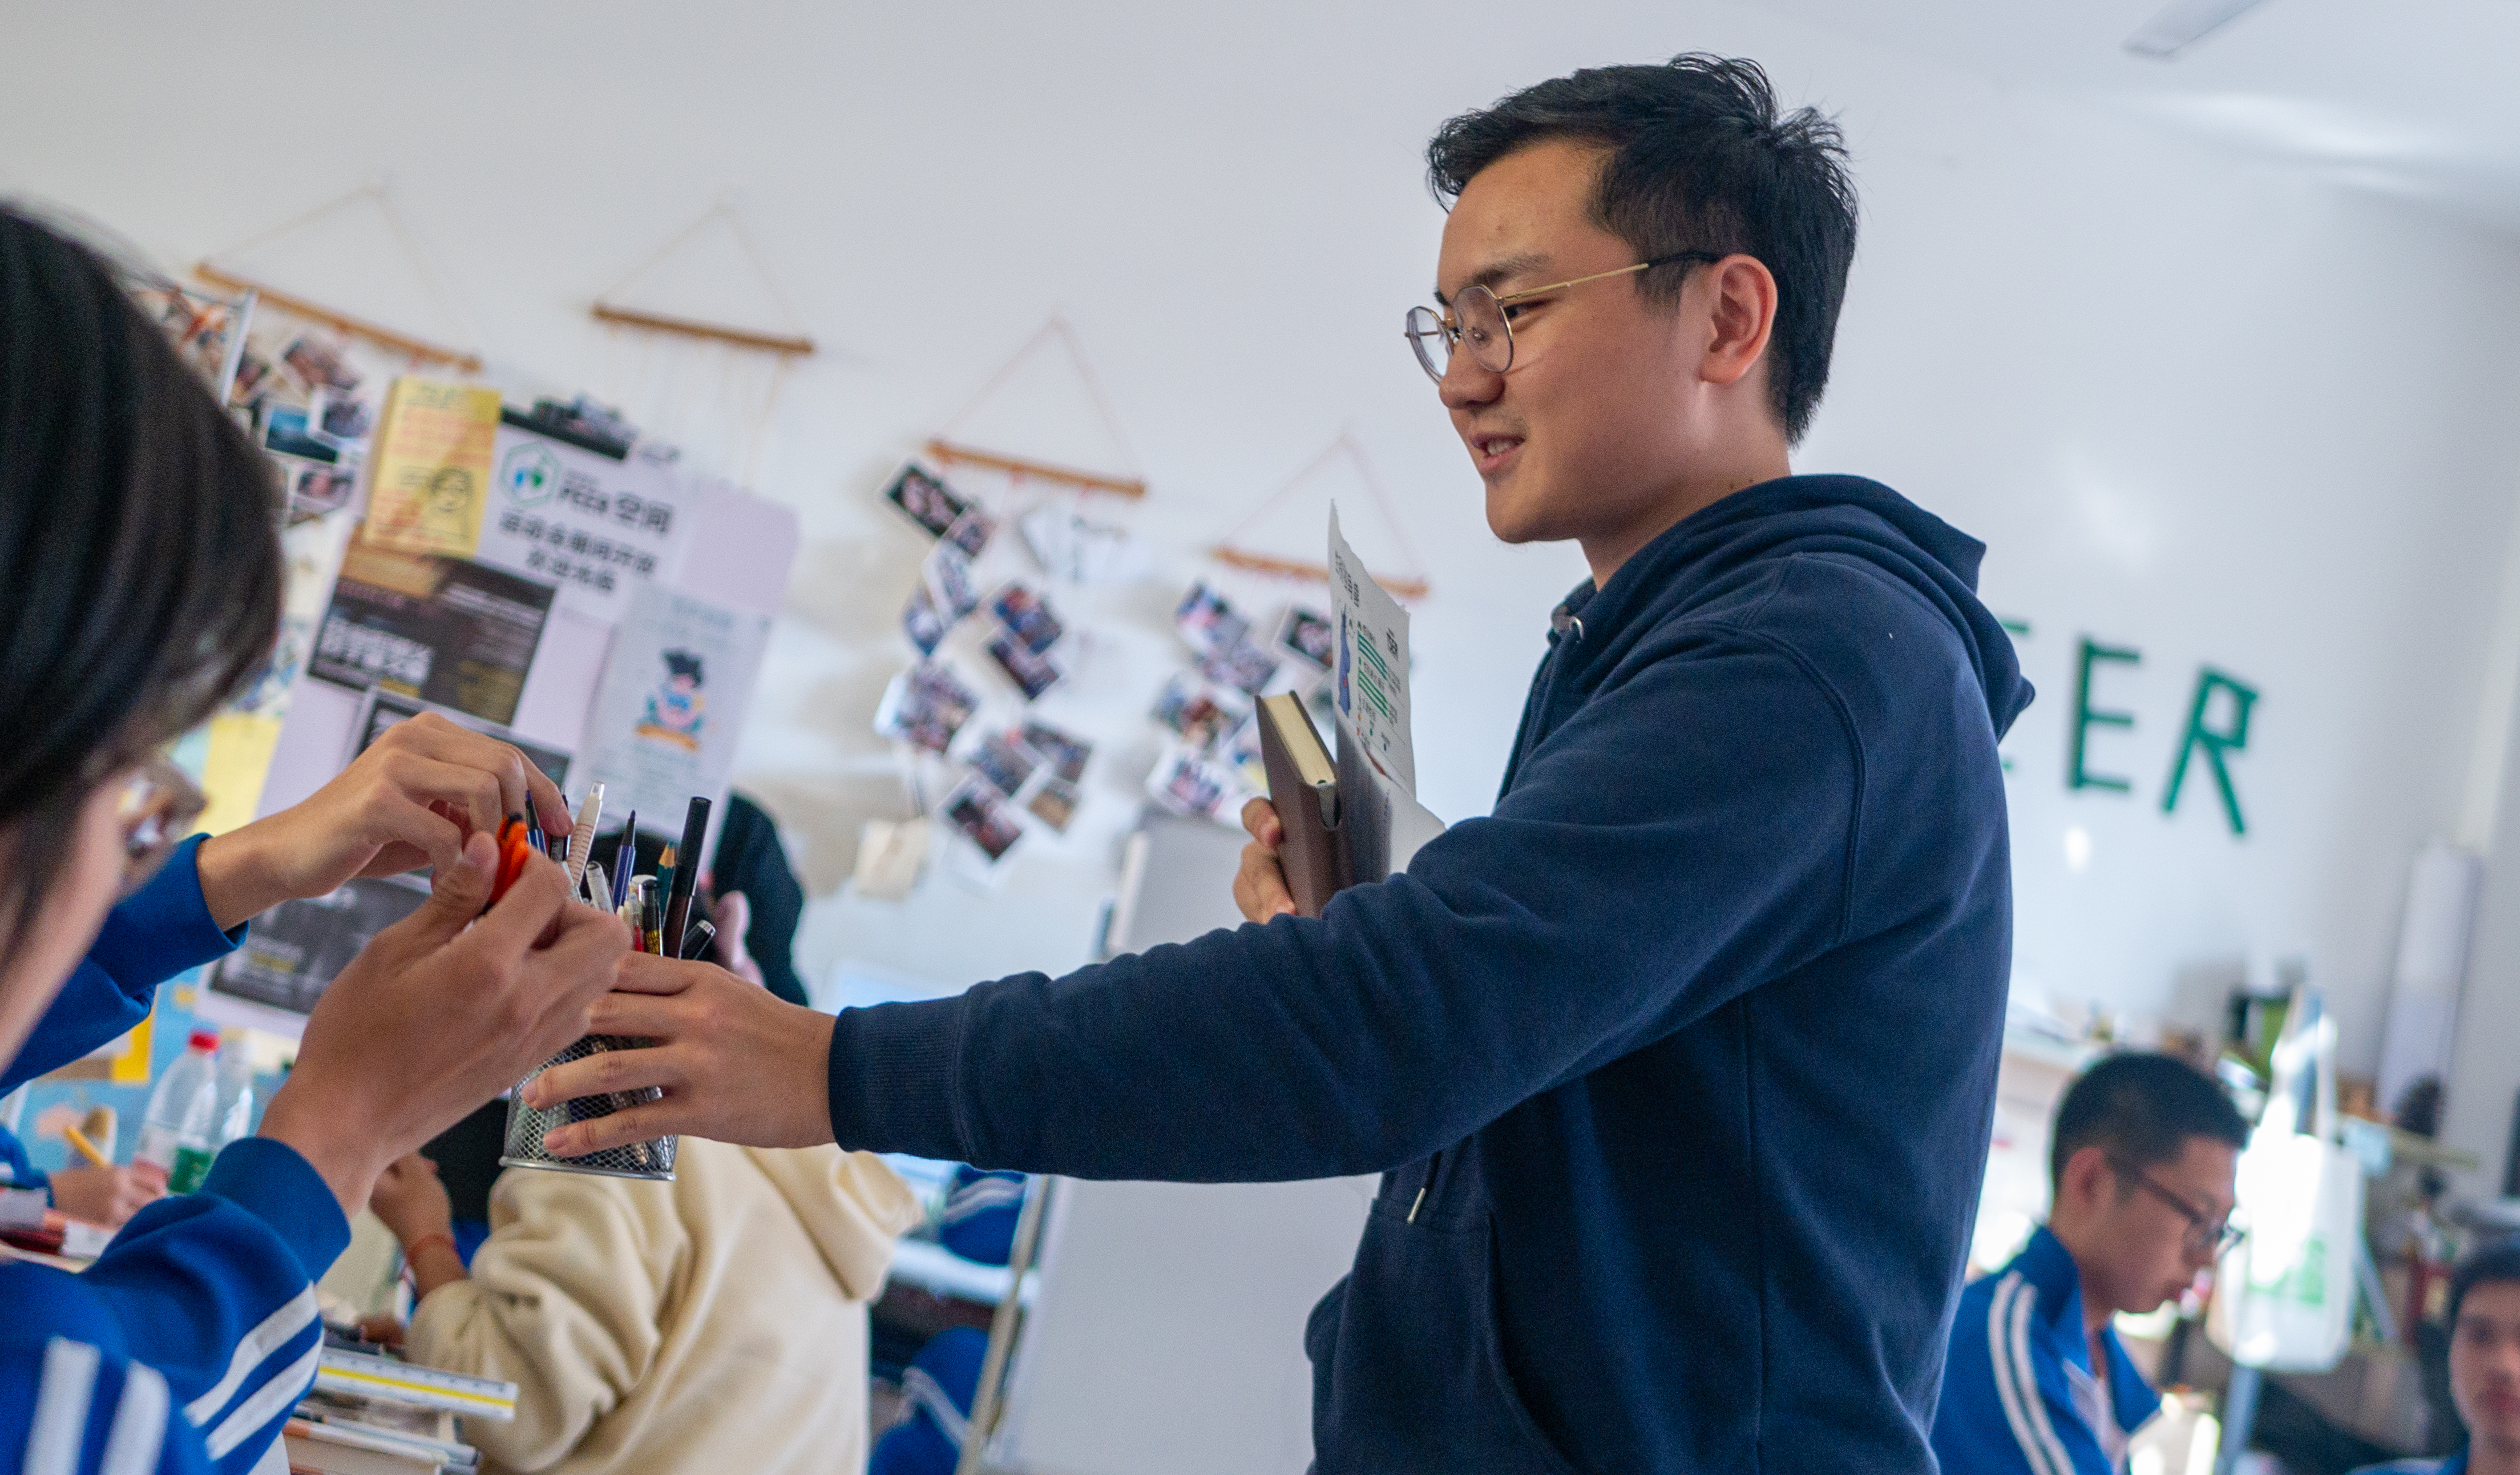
[2125,0,2275,58]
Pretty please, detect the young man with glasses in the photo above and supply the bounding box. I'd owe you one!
[535,55,2033,1472]
[1935,1052,2248,1475]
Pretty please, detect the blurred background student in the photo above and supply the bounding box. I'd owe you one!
[364,964,917,1475]
[1933,1052,2248,1475]
[2353,1240,2520,1475]
[0,1118,164,1227]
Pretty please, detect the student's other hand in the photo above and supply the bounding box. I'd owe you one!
[257,835,629,1214]
[1234,799,1297,923]
[710,891,766,987]
[195,712,571,928]
[368,1153,452,1246]
[47,1160,167,1227]
[517,953,835,1158]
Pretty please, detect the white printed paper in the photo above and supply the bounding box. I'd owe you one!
[576,586,770,858]
[474,425,694,624]
[1327,504,1415,796]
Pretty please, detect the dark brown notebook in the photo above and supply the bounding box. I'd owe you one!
[1255,692,1351,917]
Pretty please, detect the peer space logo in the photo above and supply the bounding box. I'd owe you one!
[502,443,561,508]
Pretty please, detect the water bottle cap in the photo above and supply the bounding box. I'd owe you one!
[188,1028,221,1052]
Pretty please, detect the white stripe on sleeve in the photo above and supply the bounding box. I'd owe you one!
[99,1360,169,1475]
[1987,1278,2059,1475]
[202,1337,320,1461]
[2010,1277,2077,1475]
[183,1285,318,1427]
[26,1337,102,1475]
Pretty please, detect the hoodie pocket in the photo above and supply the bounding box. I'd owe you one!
[1307,1162,1577,1474]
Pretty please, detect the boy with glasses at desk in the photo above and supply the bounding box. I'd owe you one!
[1936,1052,2249,1475]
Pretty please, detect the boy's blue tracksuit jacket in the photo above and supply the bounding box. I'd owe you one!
[1,837,350,1475]
[1934,1226,2165,1474]
[825,475,2037,1471]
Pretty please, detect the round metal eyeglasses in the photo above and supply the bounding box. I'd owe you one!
[1404,251,1721,384]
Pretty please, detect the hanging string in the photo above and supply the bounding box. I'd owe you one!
[935,315,1145,479]
[202,182,478,358]
[1215,429,1429,586]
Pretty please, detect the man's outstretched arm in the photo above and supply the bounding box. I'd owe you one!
[528,631,1863,1178]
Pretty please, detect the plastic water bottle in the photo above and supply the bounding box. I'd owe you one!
[210,1033,256,1150]
[134,1029,221,1193]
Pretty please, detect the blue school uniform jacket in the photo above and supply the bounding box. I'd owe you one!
[0,837,351,1475]
[826,475,2034,1472]
[1933,1226,2163,1474]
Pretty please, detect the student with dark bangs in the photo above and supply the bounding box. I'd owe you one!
[0,205,628,1475]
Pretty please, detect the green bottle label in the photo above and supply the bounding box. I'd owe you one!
[169,1145,215,1195]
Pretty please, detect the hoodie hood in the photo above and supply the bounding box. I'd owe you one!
[1560,474,2033,738]
[743,1144,922,1301]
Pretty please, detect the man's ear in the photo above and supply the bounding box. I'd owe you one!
[2055,1144,2115,1219]
[1698,254,1779,389]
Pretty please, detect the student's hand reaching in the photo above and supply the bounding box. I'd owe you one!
[368,1153,452,1247]
[258,835,629,1215]
[517,954,835,1158]
[1234,799,1298,923]
[47,1161,166,1227]
[195,712,571,929]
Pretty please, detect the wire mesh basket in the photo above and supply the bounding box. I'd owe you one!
[500,1035,677,1180]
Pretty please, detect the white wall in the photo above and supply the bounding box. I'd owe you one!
[11,0,2520,1461]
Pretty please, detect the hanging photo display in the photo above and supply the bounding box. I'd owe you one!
[985,629,1062,700]
[1200,637,1279,696]
[1026,780,1080,833]
[884,462,976,539]
[1277,606,1335,672]
[1146,739,1250,822]
[1017,720,1093,784]
[990,582,1064,654]
[875,662,982,755]
[309,538,555,726]
[1019,503,1146,585]
[942,776,1025,864]
[923,543,982,623]
[1173,582,1250,658]
[944,508,996,559]
[1151,674,1251,755]
[135,280,252,401]
[970,731,1043,799]
[902,586,949,656]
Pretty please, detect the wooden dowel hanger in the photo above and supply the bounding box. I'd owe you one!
[1210,546,1429,602]
[591,302,814,356]
[924,437,1148,500]
[193,262,483,372]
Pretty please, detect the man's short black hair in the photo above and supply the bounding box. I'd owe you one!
[2050,1051,2250,1193]
[2450,1238,2520,1329]
[1424,54,1857,444]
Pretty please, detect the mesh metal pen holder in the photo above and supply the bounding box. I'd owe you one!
[500,1035,677,1180]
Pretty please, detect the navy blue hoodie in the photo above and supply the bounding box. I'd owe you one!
[830,475,2034,1472]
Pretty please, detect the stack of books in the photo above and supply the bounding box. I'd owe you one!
[283,1345,516,1475]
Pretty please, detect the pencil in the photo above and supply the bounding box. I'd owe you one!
[62,1125,110,1170]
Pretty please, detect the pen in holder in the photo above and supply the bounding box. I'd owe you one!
[501,1035,677,1180]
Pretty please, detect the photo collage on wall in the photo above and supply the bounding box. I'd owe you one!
[874,461,1131,871]
[1145,581,1336,824]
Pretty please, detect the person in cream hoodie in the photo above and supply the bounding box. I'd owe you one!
[369,1131,918,1474]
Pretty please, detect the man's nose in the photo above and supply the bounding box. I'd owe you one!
[1439,352,1503,410]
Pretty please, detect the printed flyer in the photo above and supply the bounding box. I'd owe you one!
[577,585,770,851]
